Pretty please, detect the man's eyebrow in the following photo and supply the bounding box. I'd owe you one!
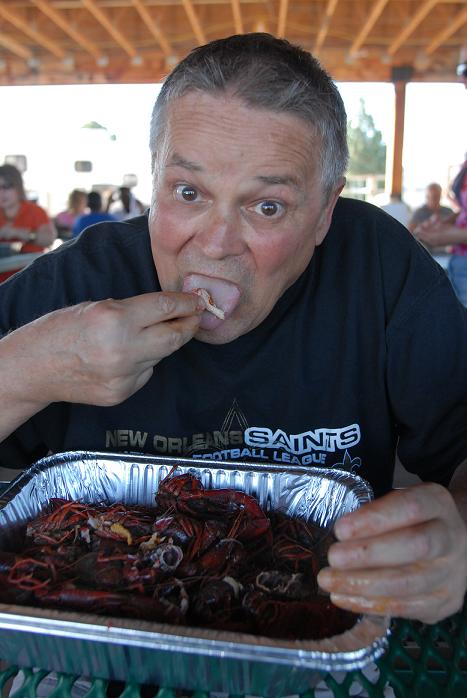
[256,174,300,189]
[167,153,203,171]
[167,158,301,188]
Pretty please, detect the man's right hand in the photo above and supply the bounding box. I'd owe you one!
[0,292,205,419]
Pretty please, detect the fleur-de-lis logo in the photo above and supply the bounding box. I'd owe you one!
[334,449,362,473]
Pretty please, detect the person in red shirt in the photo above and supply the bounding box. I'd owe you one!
[0,164,56,255]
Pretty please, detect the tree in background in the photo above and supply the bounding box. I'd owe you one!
[347,98,386,175]
[82,121,117,141]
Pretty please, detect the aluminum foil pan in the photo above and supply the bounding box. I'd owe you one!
[0,452,390,696]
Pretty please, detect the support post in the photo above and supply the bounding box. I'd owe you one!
[387,66,413,200]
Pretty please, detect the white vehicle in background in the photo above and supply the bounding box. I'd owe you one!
[1,121,150,220]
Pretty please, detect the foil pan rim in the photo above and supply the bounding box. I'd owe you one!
[0,449,375,507]
[0,604,390,671]
[0,451,388,676]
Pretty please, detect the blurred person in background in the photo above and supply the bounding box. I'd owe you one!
[408,182,454,234]
[72,190,117,237]
[55,189,88,238]
[417,157,467,306]
[408,182,454,254]
[107,186,145,221]
[0,164,56,254]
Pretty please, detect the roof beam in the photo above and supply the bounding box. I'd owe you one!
[348,0,389,57]
[81,0,137,57]
[181,0,206,45]
[277,0,289,38]
[131,0,173,57]
[0,4,65,58]
[387,0,438,56]
[0,31,33,60]
[230,0,243,34]
[313,0,339,55]
[31,0,100,59]
[425,5,467,55]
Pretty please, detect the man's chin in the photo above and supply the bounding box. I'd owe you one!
[193,320,248,345]
[193,327,238,345]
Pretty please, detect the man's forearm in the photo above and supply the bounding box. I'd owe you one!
[418,224,467,247]
[0,332,50,443]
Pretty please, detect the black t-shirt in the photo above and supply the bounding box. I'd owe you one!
[1,198,466,497]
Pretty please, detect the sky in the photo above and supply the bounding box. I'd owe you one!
[0,80,466,213]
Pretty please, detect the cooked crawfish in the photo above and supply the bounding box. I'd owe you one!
[156,470,271,543]
[242,590,357,640]
[0,471,359,641]
[36,584,185,624]
[26,499,155,548]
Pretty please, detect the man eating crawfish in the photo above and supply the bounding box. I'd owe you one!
[0,33,465,626]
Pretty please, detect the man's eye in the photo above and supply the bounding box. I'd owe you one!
[174,184,198,202]
[253,200,284,218]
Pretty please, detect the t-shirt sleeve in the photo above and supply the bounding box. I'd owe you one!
[386,274,467,485]
[408,208,425,226]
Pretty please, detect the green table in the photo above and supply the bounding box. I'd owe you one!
[0,603,465,698]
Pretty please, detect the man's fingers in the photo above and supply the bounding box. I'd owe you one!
[119,291,205,329]
[136,315,202,363]
[318,559,448,598]
[321,484,467,624]
[328,590,457,624]
[328,519,447,569]
[334,484,453,540]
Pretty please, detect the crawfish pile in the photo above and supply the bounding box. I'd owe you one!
[0,471,357,640]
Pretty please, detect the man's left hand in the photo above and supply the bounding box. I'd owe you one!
[317,483,467,623]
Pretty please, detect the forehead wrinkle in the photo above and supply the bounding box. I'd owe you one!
[167,152,204,172]
[167,154,303,193]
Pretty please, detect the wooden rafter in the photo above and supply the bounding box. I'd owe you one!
[0,0,465,86]
[131,0,173,58]
[314,0,339,56]
[81,0,137,57]
[348,0,389,57]
[231,0,243,35]
[31,0,100,59]
[0,3,65,58]
[387,0,438,56]
[0,31,32,60]
[425,5,467,56]
[277,0,289,38]
[181,0,206,46]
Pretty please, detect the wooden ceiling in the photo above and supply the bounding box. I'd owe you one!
[0,1,466,86]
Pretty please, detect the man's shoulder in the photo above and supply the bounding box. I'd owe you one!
[55,214,151,264]
[0,213,156,330]
[412,204,429,215]
[440,205,454,215]
[3,213,154,304]
[331,196,409,239]
[327,196,445,288]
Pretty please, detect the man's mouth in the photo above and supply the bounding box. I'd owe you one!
[182,273,241,330]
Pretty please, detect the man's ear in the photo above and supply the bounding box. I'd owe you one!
[316,177,346,246]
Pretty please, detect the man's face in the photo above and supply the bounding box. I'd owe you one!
[426,185,441,209]
[149,92,343,344]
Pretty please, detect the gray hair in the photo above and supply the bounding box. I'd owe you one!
[150,33,348,198]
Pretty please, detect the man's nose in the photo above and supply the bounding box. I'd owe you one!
[195,208,246,259]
